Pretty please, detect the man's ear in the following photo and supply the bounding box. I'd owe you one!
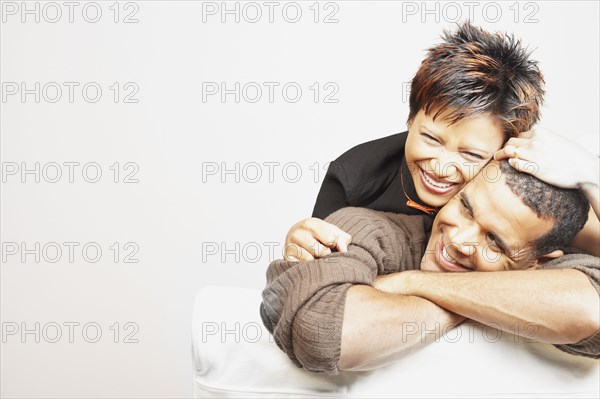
[536,249,564,265]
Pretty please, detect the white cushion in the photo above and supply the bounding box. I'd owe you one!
[192,285,600,398]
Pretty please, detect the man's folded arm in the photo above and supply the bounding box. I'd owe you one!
[260,207,459,374]
[338,285,463,371]
[544,254,600,357]
[260,253,463,375]
[378,253,600,358]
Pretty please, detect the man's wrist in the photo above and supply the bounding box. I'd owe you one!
[394,269,427,297]
[372,270,425,296]
[404,270,430,297]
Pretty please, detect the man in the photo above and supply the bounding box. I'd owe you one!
[260,160,600,375]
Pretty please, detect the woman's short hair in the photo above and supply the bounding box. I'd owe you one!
[408,21,545,140]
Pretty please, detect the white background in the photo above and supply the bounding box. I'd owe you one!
[1,0,599,397]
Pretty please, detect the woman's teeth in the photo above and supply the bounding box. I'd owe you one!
[422,170,453,189]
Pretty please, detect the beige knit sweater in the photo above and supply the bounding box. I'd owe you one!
[260,207,600,375]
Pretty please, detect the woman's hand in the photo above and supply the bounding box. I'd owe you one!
[494,127,600,256]
[493,127,599,191]
[284,217,352,261]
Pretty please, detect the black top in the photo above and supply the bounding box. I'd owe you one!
[312,132,435,222]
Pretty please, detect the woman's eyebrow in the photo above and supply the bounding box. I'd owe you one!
[459,136,497,155]
[421,124,440,135]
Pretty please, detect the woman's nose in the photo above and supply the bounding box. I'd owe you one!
[434,152,461,180]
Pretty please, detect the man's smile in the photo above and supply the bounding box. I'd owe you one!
[436,236,472,272]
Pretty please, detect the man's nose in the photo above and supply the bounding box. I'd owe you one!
[447,224,479,257]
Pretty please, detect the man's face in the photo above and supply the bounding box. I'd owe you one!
[420,162,556,272]
[405,109,505,208]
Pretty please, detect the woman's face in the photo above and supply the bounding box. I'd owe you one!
[405,109,505,208]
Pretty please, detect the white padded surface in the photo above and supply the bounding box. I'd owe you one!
[192,285,599,398]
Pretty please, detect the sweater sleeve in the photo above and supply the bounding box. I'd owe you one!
[260,207,428,374]
[541,253,600,358]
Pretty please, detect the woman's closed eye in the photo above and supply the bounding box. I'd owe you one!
[462,151,484,161]
[421,133,440,143]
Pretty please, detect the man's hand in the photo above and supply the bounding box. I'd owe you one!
[284,217,352,261]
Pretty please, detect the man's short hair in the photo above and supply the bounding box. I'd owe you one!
[408,21,545,140]
[499,160,589,257]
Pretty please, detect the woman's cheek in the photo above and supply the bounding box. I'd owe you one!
[411,145,437,165]
[459,160,486,184]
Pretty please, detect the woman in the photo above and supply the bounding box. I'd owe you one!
[283,22,599,262]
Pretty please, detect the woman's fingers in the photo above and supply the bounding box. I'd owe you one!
[516,129,535,139]
[494,145,520,161]
[496,146,538,177]
[507,157,538,175]
[494,138,532,161]
[495,126,595,191]
[493,146,511,161]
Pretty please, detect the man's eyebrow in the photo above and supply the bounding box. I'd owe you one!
[492,231,513,260]
[459,191,472,212]
[462,191,513,258]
